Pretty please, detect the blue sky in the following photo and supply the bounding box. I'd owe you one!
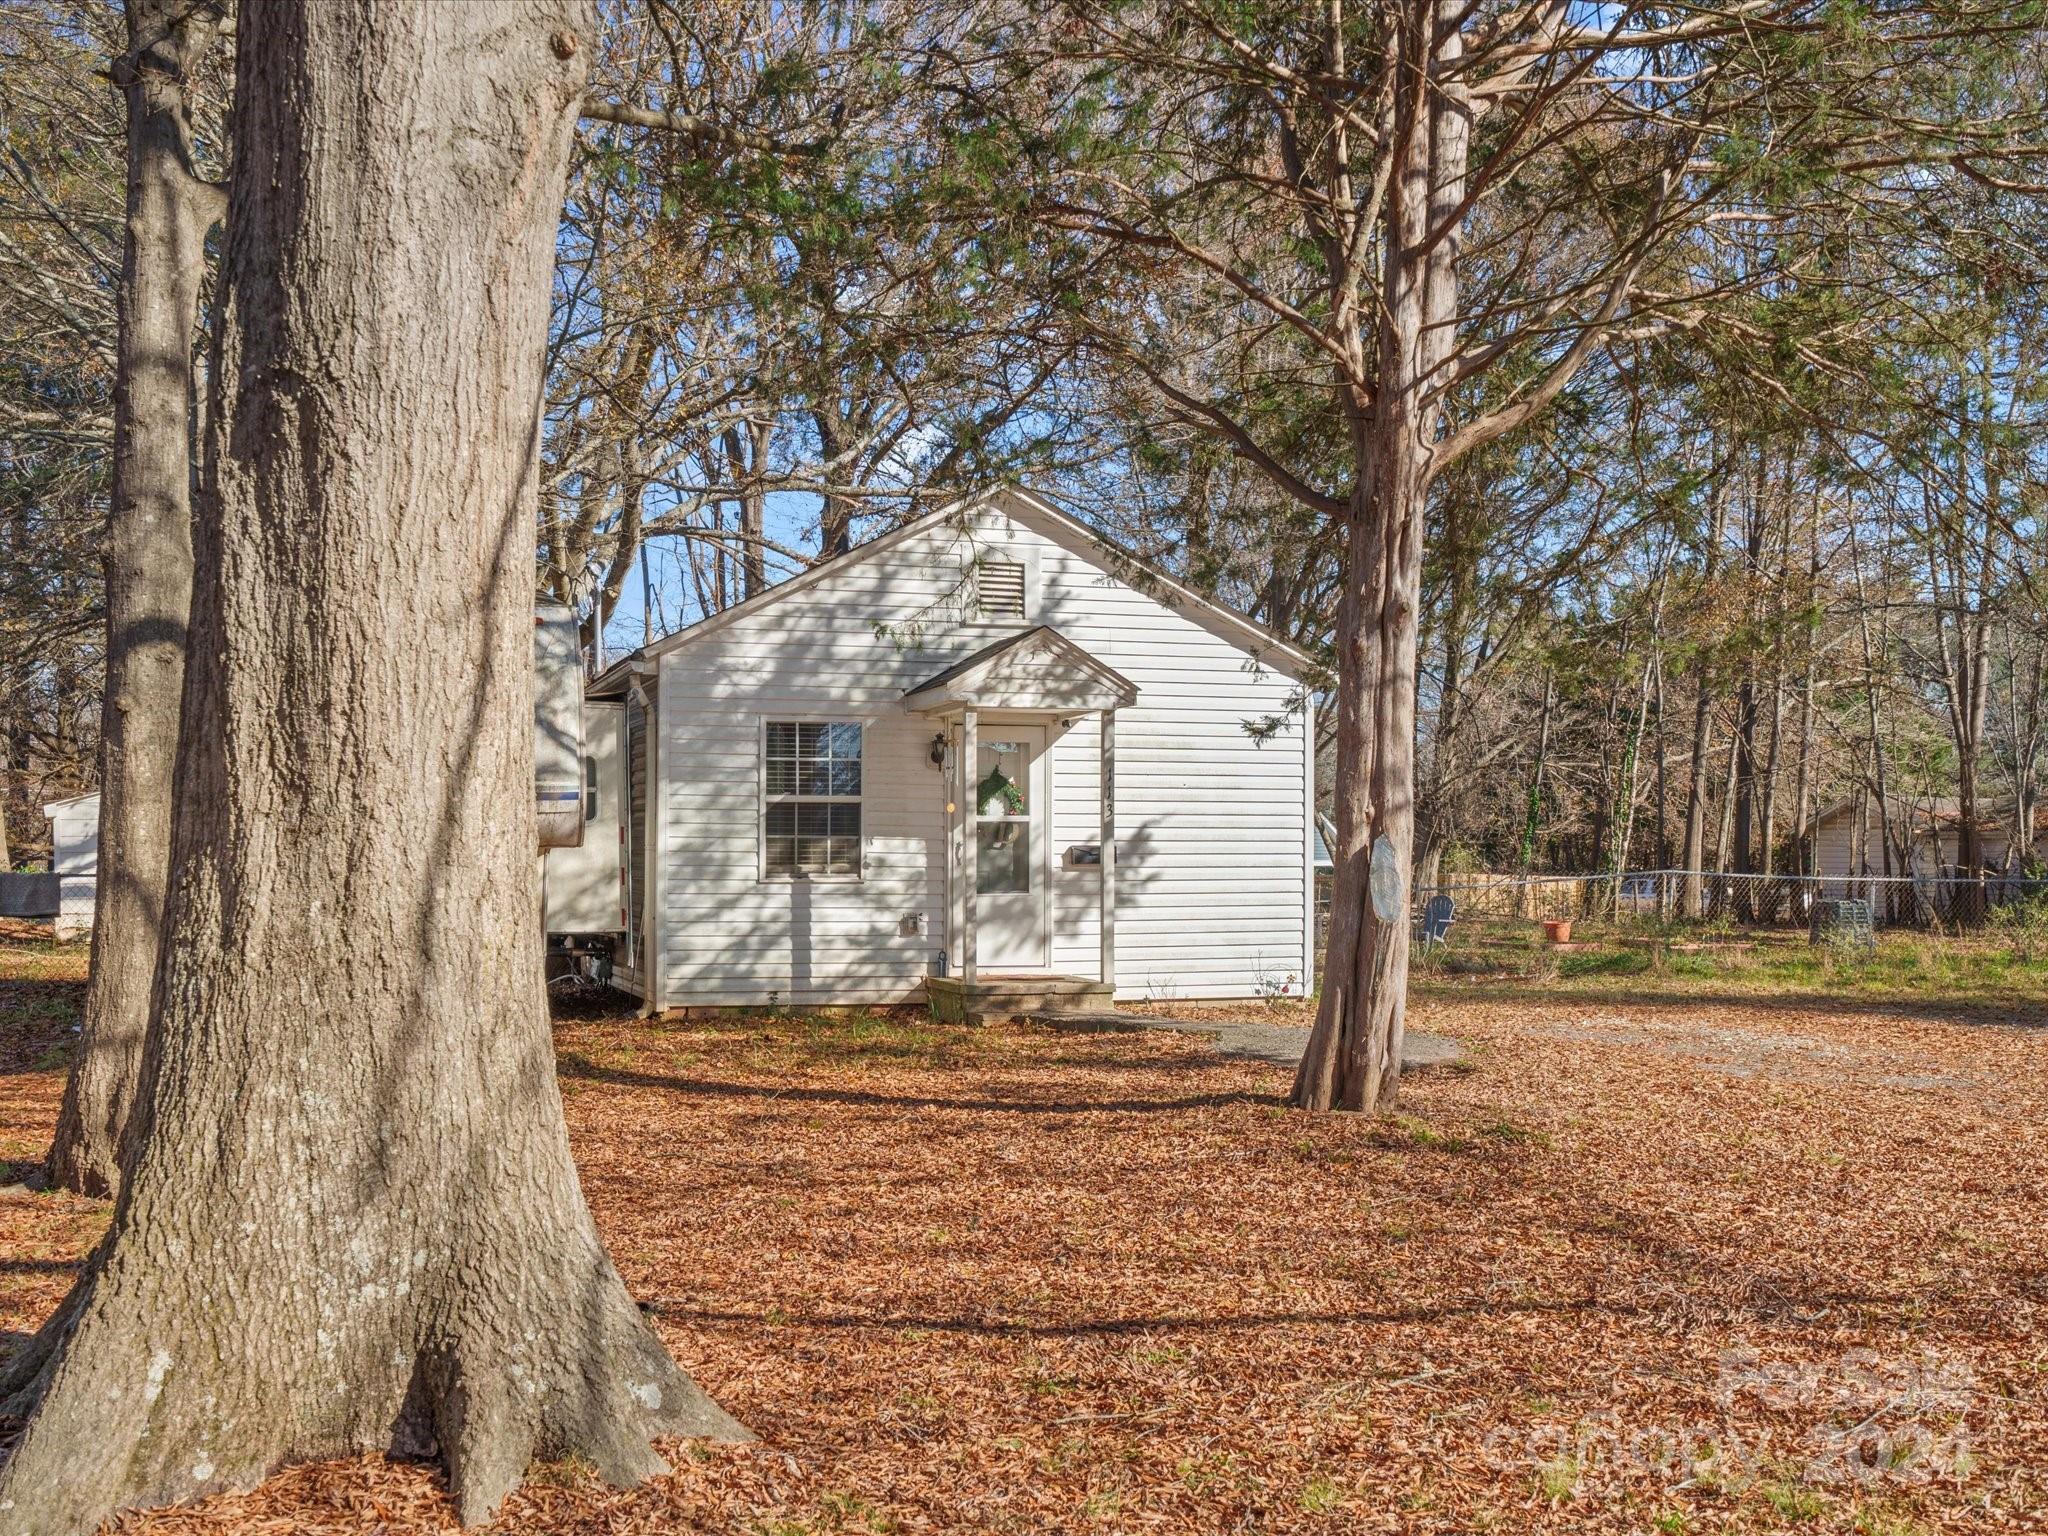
[592,488,822,663]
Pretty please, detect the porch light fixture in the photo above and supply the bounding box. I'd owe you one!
[929,733,947,767]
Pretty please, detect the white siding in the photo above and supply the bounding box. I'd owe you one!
[43,794,99,940]
[652,492,1311,1006]
[1809,810,1861,880]
[611,690,653,999]
[1811,807,2006,879]
[544,702,626,935]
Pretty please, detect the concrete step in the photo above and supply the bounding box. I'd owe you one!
[926,973,1114,1024]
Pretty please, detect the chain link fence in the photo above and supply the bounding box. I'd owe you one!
[0,871,96,940]
[1409,869,2048,931]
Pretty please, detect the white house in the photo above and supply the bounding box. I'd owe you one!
[549,488,1316,1014]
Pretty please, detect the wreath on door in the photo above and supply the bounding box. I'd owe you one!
[977,763,1027,816]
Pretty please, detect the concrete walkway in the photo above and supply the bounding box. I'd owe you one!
[1032,1010,1463,1073]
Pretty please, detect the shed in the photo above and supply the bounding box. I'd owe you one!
[1804,794,2047,880]
[42,791,100,939]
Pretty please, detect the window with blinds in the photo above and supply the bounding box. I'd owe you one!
[762,720,863,879]
[976,561,1027,619]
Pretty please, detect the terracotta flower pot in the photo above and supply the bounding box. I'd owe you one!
[1543,919,1573,944]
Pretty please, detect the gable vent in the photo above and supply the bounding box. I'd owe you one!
[977,561,1027,619]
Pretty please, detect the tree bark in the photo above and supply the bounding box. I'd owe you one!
[1729,466,1766,919]
[1293,0,1465,1113]
[1417,518,1476,888]
[814,406,855,557]
[1792,487,1820,884]
[1518,671,1554,916]
[1680,473,1727,917]
[1714,709,1740,875]
[1654,663,1669,873]
[0,5,745,1529]
[727,415,770,600]
[47,0,221,1199]
[1612,657,1659,907]
[1933,414,1995,912]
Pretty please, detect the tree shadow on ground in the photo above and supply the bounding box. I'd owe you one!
[557,1053,1282,1116]
[1420,981,2048,1030]
[645,1286,1911,1339]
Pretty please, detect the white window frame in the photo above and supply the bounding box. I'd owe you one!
[759,716,865,883]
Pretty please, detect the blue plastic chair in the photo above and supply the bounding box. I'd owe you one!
[1416,893,1456,946]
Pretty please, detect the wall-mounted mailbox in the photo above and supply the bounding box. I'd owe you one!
[1065,844,1102,868]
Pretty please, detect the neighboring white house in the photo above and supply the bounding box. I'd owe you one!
[1805,793,2048,880]
[549,487,1316,1011]
[42,791,100,939]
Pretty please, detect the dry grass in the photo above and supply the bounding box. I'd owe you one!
[3,938,2046,1533]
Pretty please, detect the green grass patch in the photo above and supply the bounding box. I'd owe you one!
[1760,1479,1827,1521]
[1556,947,1652,979]
[1415,924,2048,1009]
[1298,1475,1343,1513]
[1533,1451,1580,1502]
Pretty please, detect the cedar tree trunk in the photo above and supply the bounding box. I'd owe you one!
[1292,0,1467,1112]
[49,0,222,1198]
[0,4,745,1530]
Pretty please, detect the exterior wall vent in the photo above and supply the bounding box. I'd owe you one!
[977,561,1027,619]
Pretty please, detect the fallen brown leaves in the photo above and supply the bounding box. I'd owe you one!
[3,946,2045,1534]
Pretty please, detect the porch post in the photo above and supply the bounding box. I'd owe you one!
[1099,706,1116,992]
[961,706,978,987]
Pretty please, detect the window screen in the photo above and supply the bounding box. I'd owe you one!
[977,561,1027,619]
[764,721,862,877]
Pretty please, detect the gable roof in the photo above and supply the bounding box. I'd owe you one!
[635,486,1313,680]
[585,651,653,701]
[901,626,1140,714]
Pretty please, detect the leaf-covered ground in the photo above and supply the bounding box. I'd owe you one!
[2,936,2045,1534]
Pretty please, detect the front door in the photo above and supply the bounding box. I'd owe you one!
[973,725,1048,969]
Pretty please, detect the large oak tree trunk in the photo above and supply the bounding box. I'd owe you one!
[48,0,222,1199]
[0,5,744,1529]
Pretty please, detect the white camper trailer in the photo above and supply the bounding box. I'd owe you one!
[534,602,585,850]
[536,603,628,978]
[542,700,627,970]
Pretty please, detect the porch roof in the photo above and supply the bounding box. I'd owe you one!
[901,625,1139,717]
